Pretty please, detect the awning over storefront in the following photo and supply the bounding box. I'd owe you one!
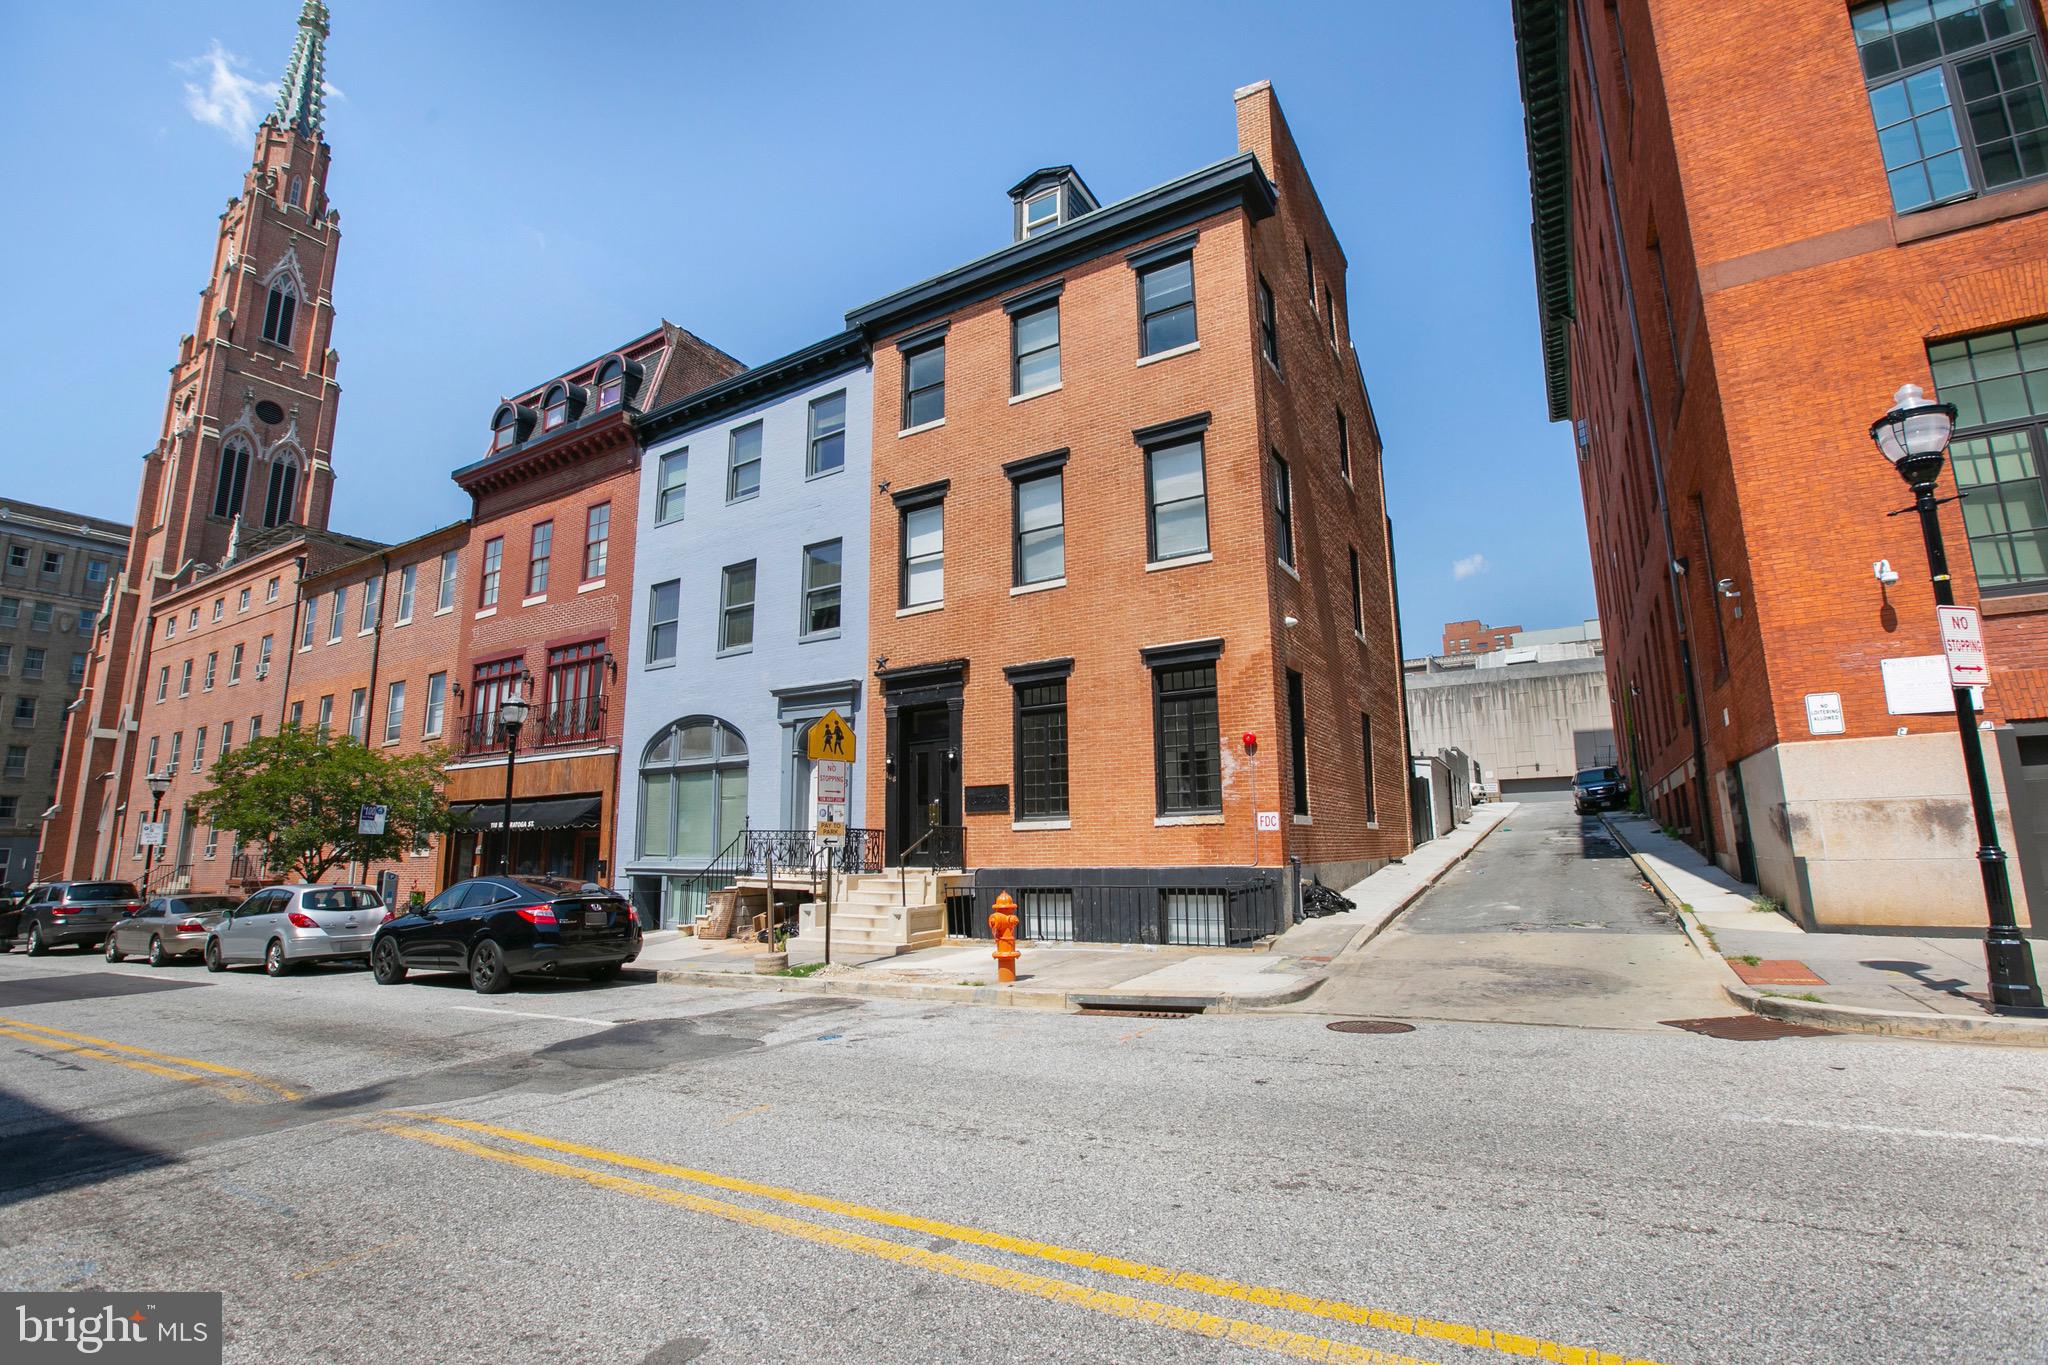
[452,796,602,832]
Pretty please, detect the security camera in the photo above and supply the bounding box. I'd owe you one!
[1717,577,1741,599]
[1874,559,1900,586]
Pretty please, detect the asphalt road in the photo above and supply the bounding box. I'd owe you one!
[2,934,2046,1363]
[1307,803,1732,1028]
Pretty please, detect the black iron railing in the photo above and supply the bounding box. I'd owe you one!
[455,693,607,758]
[664,826,886,930]
[951,875,1282,946]
[142,861,192,897]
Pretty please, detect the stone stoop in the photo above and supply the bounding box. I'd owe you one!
[792,870,949,955]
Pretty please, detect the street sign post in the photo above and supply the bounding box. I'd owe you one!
[138,822,166,848]
[357,804,388,836]
[814,759,850,810]
[1939,605,1988,687]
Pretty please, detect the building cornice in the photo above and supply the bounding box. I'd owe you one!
[845,153,1277,340]
[636,329,867,445]
[1513,0,1574,423]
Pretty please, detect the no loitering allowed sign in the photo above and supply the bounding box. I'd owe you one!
[1938,605,1988,688]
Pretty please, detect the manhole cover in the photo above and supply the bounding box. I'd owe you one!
[1326,1019,1415,1034]
[1661,1015,1832,1040]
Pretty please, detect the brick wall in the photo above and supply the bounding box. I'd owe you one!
[861,83,1409,883]
[1562,0,2048,850]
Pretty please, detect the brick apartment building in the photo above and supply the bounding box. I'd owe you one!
[42,3,343,884]
[0,500,130,887]
[440,327,741,885]
[1441,619,1525,655]
[848,82,1409,943]
[280,521,468,902]
[1515,0,2048,934]
[118,525,379,890]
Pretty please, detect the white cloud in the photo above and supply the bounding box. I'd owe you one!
[178,42,271,142]
[1452,553,1489,581]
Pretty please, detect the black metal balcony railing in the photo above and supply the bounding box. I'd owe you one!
[455,693,607,759]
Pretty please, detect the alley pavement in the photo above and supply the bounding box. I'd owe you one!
[1301,800,1729,1027]
[4,930,2047,1363]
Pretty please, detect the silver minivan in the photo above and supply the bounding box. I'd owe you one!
[205,884,385,976]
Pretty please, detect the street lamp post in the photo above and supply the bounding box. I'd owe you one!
[141,769,171,887]
[496,686,529,876]
[1871,383,2046,1015]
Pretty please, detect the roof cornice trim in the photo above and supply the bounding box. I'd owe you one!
[1513,0,1575,423]
[846,153,1277,338]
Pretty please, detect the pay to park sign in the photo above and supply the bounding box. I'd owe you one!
[1939,605,1989,688]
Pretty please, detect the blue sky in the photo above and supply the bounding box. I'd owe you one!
[0,0,1589,656]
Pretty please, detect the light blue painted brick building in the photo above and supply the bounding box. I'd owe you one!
[615,332,872,926]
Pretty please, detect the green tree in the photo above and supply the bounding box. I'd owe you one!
[191,726,460,883]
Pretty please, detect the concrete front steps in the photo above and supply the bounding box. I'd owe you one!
[791,870,954,956]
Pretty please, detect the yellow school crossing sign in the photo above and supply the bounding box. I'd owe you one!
[806,710,855,762]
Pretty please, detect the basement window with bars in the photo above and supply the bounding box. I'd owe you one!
[1936,321,2048,590]
[1020,889,1074,942]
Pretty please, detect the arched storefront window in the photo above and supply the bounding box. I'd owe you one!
[638,718,748,860]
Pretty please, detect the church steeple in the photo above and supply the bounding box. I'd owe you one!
[273,1,330,139]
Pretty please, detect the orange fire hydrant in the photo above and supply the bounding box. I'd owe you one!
[989,891,1020,985]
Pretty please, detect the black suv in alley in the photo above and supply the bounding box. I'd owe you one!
[1573,767,1628,815]
[370,876,641,994]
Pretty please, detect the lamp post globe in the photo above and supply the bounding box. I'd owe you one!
[1868,383,2043,1015]
[1869,382,1956,492]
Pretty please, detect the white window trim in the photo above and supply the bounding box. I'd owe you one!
[1009,578,1066,597]
[1136,341,1200,368]
[895,601,943,618]
[1009,383,1062,406]
[897,418,946,439]
[1144,552,1214,573]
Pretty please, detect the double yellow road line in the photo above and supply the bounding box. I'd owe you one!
[377,1111,1664,1365]
[0,1013,301,1103]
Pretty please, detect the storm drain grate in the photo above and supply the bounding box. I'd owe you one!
[1661,1015,1833,1041]
[1074,1006,1200,1019]
[1326,1019,1416,1035]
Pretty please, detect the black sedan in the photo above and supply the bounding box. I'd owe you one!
[370,876,641,994]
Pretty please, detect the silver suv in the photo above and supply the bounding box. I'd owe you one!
[204,884,386,976]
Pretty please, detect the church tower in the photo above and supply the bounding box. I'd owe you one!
[39,1,344,878]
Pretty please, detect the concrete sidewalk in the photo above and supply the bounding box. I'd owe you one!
[628,805,1516,1013]
[1605,813,2048,1046]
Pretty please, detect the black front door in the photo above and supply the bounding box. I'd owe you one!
[897,704,955,863]
[1726,764,1758,886]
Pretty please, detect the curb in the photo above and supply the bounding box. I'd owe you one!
[625,963,1321,1015]
[625,813,1518,1018]
[1280,804,1517,989]
[1599,814,2048,1049]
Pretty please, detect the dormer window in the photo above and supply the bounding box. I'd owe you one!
[490,403,535,452]
[543,383,569,431]
[1022,190,1060,238]
[594,355,640,411]
[1008,167,1100,244]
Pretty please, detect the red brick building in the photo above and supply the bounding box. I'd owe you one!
[1515,0,2048,934]
[111,525,377,891]
[849,82,1408,941]
[439,326,741,883]
[43,3,344,882]
[1441,619,1525,655]
[280,522,469,902]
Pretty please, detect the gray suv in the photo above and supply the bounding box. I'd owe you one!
[19,881,146,955]
[204,884,386,976]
